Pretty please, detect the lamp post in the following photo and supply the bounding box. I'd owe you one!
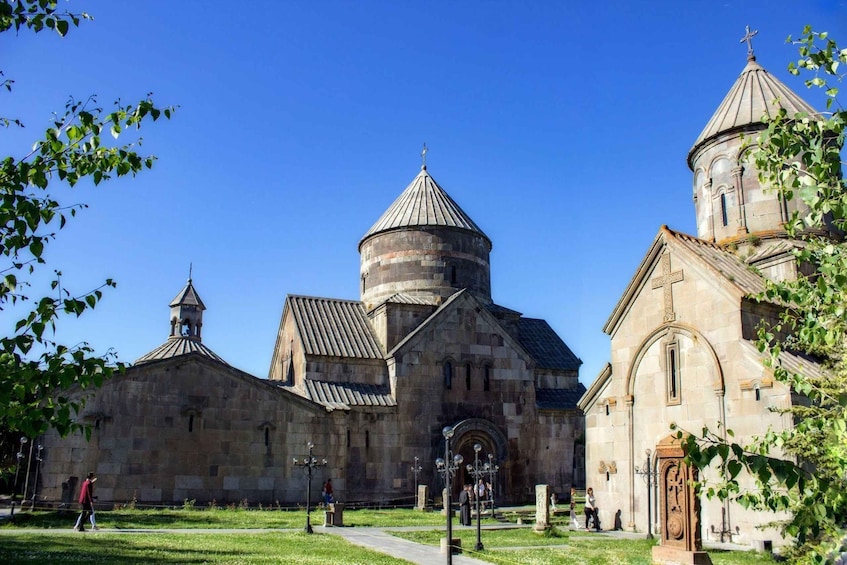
[13,437,27,501]
[435,426,463,565]
[21,437,34,506]
[634,448,656,539]
[410,456,423,509]
[292,441,327,533]
[31,445,43,508]
[465,443,485,551]
[483,453,499,513]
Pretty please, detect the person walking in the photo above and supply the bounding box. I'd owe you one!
[74,472,99,531]
[322,479,334,505]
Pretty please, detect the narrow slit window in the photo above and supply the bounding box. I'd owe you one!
[450,266,457,284]
[666,342,680,404]
[264,427,270,447]
[720,193,728,227]
[483,365,491,391]
[444,361,453,390]
[465,364,472,391]
[188,414,194,433]
[755,386,761,401]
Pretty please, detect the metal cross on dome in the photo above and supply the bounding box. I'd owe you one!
[421,143,428,169]
[740,25,758,58]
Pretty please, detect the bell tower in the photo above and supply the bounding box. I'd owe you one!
[169,272,206,342]
[687,28,820,246]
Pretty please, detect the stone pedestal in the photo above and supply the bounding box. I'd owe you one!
[440,537,462,555]
[533,484,551,532]
[652,435,712,565]
[416,484,428,510]
[652,546,712,564]
[323,503,344,526]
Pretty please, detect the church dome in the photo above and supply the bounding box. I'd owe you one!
[687,45,821,245]
[358,166,492,310]
[687,55,817,168]
[359,166,491,248]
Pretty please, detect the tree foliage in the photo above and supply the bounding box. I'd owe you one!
[0,1,173,456]
[680,27,847,564]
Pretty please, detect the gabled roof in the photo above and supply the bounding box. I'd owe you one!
[359,166,492,251]
[517,318,582,371]
[291,379,396,411]
[536,385,587,410]
[135,337,228,365]
[388,290,533,368]
[604,226,767,335]
[688,55,818,167]
[169,278,206,309]
[287,295,384,359]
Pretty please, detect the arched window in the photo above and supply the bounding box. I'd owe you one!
[264,427,270,447]
[444,361,453,389]
[720,193,728,227]
[188,414,194,433]
[483,365,491,391]
[465,363,472,391]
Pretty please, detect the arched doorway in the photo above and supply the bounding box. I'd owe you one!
[448,418,508,502]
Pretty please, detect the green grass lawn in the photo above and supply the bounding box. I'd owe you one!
[0,531,408,564]
[0,508,779,564]
[391,528,778,565]
[1,507,453,529]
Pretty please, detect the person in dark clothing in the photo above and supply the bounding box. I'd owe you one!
[458,484,472,526]
[322,479,334,504]
[74,472,98,531]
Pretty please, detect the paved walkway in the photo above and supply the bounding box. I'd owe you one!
[320,525,491,565]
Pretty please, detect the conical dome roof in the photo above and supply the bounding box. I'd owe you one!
[688,55,817,167]
[359,166,491,251]
[170,278,206,309]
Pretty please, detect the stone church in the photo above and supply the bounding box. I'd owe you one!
[35,161,585,507]
[578,45,830,548]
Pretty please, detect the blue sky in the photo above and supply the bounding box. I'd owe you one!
[2,1,845,386]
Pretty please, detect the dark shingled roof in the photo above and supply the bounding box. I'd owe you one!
[135,337,228,365]
[536,385,586,410]
[517,318,582,371]
[280,379,395,410]
[287,295,384,359]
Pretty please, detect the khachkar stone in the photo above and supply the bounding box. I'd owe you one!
[417,484,428,511]
[534,484,551,532]
[652,435,713,565]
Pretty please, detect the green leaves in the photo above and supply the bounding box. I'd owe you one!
[686,27,847,564]
[0,2,173,454]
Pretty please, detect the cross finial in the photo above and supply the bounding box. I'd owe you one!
[421,143,428,170]
[740,25,758,60]
[188,262,193,282]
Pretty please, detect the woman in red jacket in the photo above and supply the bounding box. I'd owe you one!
[74,472,99,531]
